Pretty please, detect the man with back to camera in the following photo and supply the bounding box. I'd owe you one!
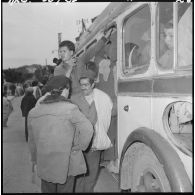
[28,75,94,193]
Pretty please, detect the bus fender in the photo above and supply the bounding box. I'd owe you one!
[119,128,192,192]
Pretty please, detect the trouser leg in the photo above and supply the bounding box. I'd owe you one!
[75,174,85,192]
[25,116,28,142]
[57,176,75,193]
[41,179,57,193]
[75,150,101,192]
[101,116,118,161]
[41,176,75,193]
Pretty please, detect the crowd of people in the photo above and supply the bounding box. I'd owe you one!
[3,29,117,193]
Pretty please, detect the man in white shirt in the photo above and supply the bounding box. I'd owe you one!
[71,63,113,192]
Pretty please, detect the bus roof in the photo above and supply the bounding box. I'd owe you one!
[76,2,134,52]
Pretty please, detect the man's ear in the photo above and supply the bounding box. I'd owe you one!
[71,51,74,56]
[92,83,95,89]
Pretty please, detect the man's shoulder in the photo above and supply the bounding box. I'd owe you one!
[60,101,81,115]
[71,93,83,101]
[94,88,113,103]
[94,88,109,97]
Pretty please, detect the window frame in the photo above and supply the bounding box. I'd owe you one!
[121,4,152,77]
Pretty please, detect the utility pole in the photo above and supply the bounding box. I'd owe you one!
[58,33,62,58]
[58,33,62,47]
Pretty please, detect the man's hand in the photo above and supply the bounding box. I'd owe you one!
[67,57,77,67]
[104,28,113,40]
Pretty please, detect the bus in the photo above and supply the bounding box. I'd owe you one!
[75,2,192,192]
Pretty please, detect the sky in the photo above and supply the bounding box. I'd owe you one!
[2,2,110,69]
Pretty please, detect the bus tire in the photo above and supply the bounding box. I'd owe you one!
[120,128,192,192]
[131,143,171,192]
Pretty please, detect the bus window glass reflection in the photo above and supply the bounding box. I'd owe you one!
[177,4,192,67]
[123,5,151,76]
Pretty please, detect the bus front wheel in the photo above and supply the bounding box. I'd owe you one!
[131,143,171,192]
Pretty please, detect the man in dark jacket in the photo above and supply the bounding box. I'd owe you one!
[20,87,37,142]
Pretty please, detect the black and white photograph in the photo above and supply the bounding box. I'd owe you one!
[2,1,192,193]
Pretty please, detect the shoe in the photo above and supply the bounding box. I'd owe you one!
[100,160,109,168]
[106,160,119,173]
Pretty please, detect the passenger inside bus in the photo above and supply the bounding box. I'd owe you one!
[159,22,173,69]
[123,5,151,75]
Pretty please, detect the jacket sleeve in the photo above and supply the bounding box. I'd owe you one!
[28,115,37,164]
[71,95,97,126]
[79,36,107,64]
[70,106,94,151]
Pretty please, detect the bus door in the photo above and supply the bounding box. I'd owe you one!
[116,3,153,158]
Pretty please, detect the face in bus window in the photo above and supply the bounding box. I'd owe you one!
[164,27,173,50]
[159,24,174,69]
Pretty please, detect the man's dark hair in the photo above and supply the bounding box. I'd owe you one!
[59,40,75,53]
[86,61,98,77]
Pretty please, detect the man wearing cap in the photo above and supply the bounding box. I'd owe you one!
[71,63,113,192]
[27,75,94,193]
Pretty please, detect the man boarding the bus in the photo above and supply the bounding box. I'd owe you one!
[71,64,113,192]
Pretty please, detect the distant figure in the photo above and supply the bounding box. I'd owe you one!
[15,83,24,97]
[32,80,42,100]
[10,84,16,97]
[3,87,13,127]
[20,87,37,142]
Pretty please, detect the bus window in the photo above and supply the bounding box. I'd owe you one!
[177,3,192,67]
[156,2,174,70]
[123,5,151,76]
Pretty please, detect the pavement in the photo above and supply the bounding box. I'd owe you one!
[3,96,120,193]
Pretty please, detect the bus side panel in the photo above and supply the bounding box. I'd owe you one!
[117,95,152,158]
